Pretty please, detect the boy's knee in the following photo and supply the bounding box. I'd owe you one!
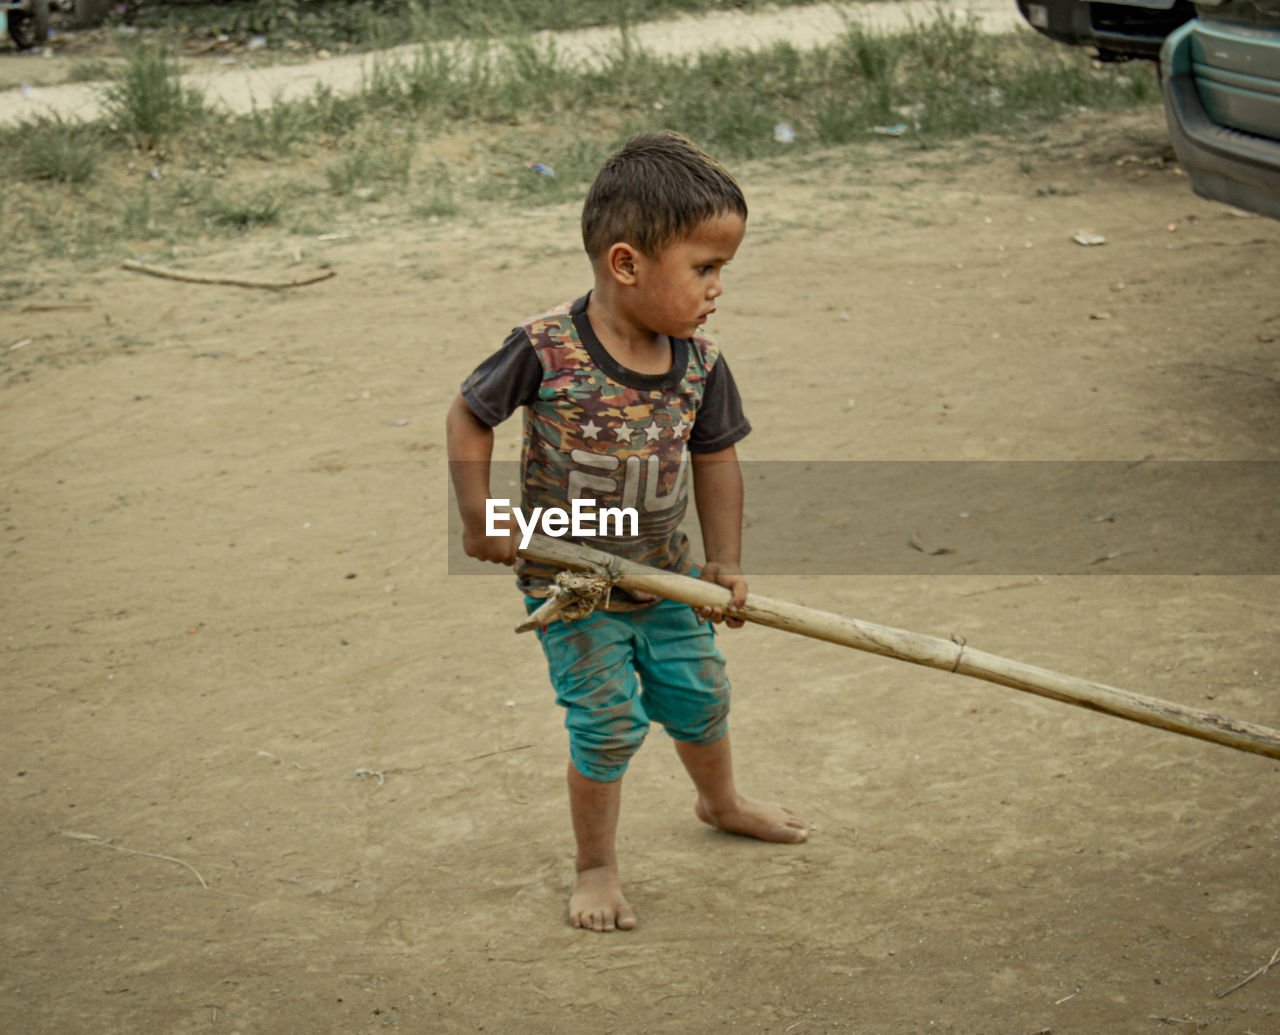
[569,730,647,782]
[566,703,649,782]
[664,698,729,747]
[644,664,731,746]
[569,746,633,782]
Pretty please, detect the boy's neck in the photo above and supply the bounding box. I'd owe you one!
[585,287,672,377]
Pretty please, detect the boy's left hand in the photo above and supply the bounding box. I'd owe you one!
[697,562,747,628]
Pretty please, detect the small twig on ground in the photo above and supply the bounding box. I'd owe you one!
[348,744,534,788]
[59,830,208,888]
[460,743,534,763]
[122,260,336,290]
[385,544,425,571]
[1216,946,1280,999]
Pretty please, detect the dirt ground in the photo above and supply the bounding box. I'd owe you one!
[3,102,1279,1033]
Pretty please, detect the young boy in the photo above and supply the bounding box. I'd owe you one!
[446,131,807,933]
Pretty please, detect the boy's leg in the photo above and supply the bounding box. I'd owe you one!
[632,599,808,844]
[531,602,648,932]
[566,763,637,932]
[673,733,809,843]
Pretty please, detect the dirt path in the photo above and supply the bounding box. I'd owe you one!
[2,96,1279,1032]
[0,0,1027,126]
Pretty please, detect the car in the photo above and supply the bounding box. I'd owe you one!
[1160,0,1280,220]
[1,0,50,49]
[1016,0,1196,62]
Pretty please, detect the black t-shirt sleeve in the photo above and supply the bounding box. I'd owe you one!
[459,329,543,428]
[689,354,751,454]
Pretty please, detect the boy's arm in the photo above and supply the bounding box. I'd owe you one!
[446,393,517,566]
[690,444,748,627]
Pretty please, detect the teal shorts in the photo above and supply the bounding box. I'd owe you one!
[528,596,731,782]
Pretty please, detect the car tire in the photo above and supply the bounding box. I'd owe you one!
[9,0,52,49]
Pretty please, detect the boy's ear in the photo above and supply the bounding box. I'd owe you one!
[605,242,640,285]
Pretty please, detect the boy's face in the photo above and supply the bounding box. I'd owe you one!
[631,212,746,341]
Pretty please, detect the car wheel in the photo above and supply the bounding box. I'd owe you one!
[9,0,52,49]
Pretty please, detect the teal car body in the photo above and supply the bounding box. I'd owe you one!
[1161,1,1280,219]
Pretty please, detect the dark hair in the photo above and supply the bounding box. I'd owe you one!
[581,131,747,261]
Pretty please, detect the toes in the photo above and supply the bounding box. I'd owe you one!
[785,815,810,842]
[572,904,633,932]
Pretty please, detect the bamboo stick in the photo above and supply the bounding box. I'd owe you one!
[516,534,1280,761]
[515,586,573,633]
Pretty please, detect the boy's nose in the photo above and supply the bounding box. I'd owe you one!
[707,276,723,299]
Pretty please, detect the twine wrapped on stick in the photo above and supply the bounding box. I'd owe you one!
[515,534,1280,762]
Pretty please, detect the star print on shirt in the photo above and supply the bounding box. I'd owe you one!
[644,423,663,443]
[580,419,603,441]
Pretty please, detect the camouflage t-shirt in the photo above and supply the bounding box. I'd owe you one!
[461,294,750,598]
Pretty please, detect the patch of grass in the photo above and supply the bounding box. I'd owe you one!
[0,277,41,305]
[238,94,319,158]
[199,184,291,231]
[395,45,455,119]
[308,82,366,138]
[4,191,73,259]
[412,194,460,220]
[408,162,461,220]
[3,9,1164,263]
[324,128,416,197]
[998,44,1163,121]
[67,59,115,83]
[810,91,866,147]
[118,181,163,239]
[381,38,566,124]
[9,115,105,185]
[104,43,213,150]
[839,24,904,125]
[324,151,376,195]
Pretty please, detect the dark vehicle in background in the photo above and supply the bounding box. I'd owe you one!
[1,0,50,49]
[1016,0,1196,61]
[1161,0,1280,220]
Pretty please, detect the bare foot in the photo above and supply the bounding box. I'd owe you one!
[569,865,637,933]
[695,794,809,843]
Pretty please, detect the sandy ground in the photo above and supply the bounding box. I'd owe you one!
[2,27,1279,1035]
[0,0,1027,126]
